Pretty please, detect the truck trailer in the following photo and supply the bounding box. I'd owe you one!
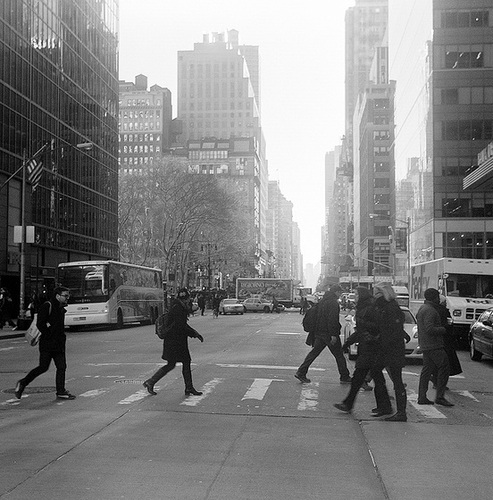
[411,258,493,342]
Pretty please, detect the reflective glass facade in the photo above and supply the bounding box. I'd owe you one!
[0,0,119,297]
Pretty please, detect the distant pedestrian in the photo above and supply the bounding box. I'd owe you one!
[334,287,379,414]
[295,283,351,384]
[198,293,206,316]
[15,287,75,400]
[370,282,409,422]
[0,288,16,329]
[143,288,204,397]
[416,288,454,407]
[212,293,220,319]
[300,297,309,315]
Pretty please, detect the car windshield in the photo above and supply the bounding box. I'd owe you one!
[223,299,239,304]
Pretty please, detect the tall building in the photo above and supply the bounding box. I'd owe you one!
[177,30,268,273]
[119,74,173,174]
[389,0,493,269]
[0,0,119,309]
[345,0,388,166]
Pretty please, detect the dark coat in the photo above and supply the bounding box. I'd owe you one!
[162,298,200,362]
[416,300,446,352]
[314,291,341,341]
[37,298,66,351]
[374,296,406,367]
[433,302,463,376]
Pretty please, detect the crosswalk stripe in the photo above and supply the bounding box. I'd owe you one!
[407,390,447,419]
[453,390,479,402]
[118,389,148,405]
[242,378,281,400]
[180,378,224,407]
[298,382,319,411]
[79,389,108,398]
[216,363,325,371]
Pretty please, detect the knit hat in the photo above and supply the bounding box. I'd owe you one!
[424,288,440,302]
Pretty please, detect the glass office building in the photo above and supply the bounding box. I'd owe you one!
[0,0,119,302]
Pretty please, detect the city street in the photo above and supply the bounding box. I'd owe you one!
[1,310,492,500]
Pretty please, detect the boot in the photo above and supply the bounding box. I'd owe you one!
[185,387,203,396]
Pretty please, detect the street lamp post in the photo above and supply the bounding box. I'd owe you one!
[1,141,93,328]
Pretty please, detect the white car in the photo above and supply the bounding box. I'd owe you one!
[242,297,273,313]
[219,299,244,315]
[341,306,420,360]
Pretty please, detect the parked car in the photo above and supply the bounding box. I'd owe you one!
[242,297,273,313]
[219,298,244,315]
[341,306,420,360]
[469,307,493,361]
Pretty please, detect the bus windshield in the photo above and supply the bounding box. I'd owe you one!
[58,264,109,303]
[445,273,493,298]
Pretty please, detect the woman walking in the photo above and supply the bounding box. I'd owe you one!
[370,282,409,422]
[334,286,379,413]
[143,288,204,396]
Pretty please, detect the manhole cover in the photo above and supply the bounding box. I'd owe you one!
[4,386,56,394]
[114,380,143,384]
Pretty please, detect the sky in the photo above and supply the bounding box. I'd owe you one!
[118,0,355,265]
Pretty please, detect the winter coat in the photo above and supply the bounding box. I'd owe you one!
[37,299,66,351]
[434,301,462,376]
[162,298,200,362]
[374,296,406,367]
[416,300,446,352]
[345,293,380,351]
[314,291,341,341]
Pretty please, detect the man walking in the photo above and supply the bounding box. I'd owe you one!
[15,286,76,400]
[295,283,351,384]
[416,287,453,407]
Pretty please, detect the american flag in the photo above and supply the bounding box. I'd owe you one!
[26,157,44,191]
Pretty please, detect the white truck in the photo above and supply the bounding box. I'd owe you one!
[410,258,493,343]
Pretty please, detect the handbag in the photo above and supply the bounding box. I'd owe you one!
[24,302,52,346]
[25,314,42,346]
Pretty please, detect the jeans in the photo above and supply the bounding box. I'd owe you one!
[419,349,450,400]
[21,349,67,393]
[298,336,350,379]
[148,360,193,389]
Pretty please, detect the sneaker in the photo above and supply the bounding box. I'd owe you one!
[339,377,352,385]
[56,391,76,400]
[14,380,25,399]
[294,373,311,384]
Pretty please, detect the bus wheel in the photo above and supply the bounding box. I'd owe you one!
[117,309,124,329]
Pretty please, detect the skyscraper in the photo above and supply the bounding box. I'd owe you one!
[0,0,119,305]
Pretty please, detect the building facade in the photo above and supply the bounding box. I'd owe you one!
[389,0,493,271]
[0,0,119,309]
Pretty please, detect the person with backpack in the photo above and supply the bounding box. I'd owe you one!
[15,286,75,400]
[143,288,204,397]
[295,283,351,384]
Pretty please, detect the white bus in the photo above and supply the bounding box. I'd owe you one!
[57,261,164,328]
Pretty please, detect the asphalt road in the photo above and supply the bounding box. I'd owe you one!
[1,310,492,499]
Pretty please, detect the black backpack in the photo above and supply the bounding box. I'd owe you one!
[302,304,319,332]
[155,310,172,339]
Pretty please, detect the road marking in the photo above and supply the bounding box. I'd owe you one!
[216,363,325,371]
[0,347,18,352]
[79,389,108,398]
[276,332,301,335]
[453,390,479,402]
[180,378,224,407]
[118,389,149,405]
[298,382,319,411]
[407,391,446,419]
[242,378,281,400]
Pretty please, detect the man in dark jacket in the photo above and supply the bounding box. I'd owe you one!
[416,287,453,407]
[295,284,351,384]
[15,286,75,400]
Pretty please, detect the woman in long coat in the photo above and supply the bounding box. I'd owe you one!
[143,288,204,396]
[370,282,409,422]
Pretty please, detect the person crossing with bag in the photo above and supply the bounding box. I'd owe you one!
[15,287,75,400]
[143,288,204,397]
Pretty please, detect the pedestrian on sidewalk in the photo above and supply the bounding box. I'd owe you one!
[143,288,204,397]
[295,283,351,385]
[0,288,17,329]
[334,286,379,413]
[416,288,454,407]
[197,292,206,316]
[15,287,76,400]
[369,282,409,422]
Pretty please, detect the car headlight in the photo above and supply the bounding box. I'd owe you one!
[453,310,462,317]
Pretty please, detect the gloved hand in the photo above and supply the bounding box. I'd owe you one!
[196,333,204,342]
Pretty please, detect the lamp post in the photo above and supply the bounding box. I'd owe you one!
[1,141,93,329]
